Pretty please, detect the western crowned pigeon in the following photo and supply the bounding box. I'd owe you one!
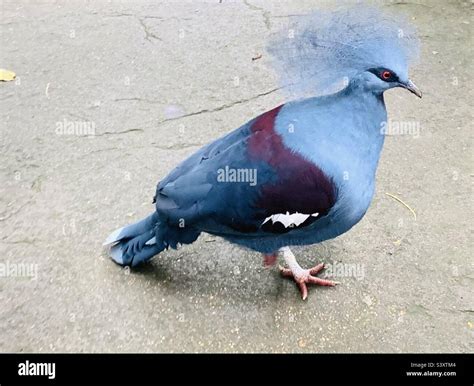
[104,6,421,300]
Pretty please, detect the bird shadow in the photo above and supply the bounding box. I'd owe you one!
[106,239,342,305]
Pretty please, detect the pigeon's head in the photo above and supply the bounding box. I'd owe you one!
[359,66,422,98]
[268,6,421,99]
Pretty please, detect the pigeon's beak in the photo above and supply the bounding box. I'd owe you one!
[402,79,422,98]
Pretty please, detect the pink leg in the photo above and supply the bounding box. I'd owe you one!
[279,247,339,300]
[262,253,278,268]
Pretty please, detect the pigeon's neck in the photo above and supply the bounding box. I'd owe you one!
[338,79,387,151]
[276,77,388,190]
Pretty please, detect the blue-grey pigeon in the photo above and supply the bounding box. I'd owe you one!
[104,6,421,300]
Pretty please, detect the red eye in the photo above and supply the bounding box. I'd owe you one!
[381,70,392,80]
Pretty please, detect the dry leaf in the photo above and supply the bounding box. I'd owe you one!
[0,69,16,82]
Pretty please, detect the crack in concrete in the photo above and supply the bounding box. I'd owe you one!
[84,87,280,138]
[151,142,204,150]
[243,0,272,30]
[76,142,204,159]
[113,97,164,105]
[386,2,433,8]
[77,147,127,157]
[156,86,280,125]
[272,13,309,19]
[105,13,192,21]
[137,17,162,43]
[95,128,144,137]
[0,238,45,245]
[101,13,163,42]
[141,15,193,21]
[103,12,135,17]
[0,201,30,222]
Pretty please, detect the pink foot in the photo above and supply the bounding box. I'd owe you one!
[263,253,277,268]
[279,263,339,300]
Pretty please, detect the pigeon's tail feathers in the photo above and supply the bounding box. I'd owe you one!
[104,212,164,267]
[103,212,159,246]
[109,235,164,267]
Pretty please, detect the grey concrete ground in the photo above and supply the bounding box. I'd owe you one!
[0,0,472,352]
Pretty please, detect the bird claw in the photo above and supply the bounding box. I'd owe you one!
[279,263,339,300]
